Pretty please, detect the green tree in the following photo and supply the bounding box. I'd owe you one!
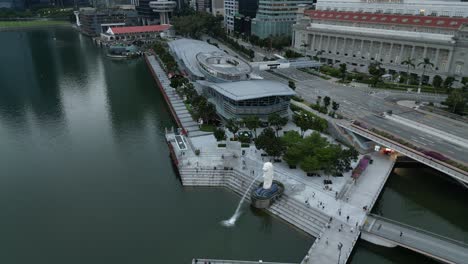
[332,101,340,111]
[443,76,455,91]
[242,116,260,138]
[417,58,434,91]
[368,62,386,87]
[226,118,240,137]
[288,80,296,90]
[300,156,320,173]
[323,96,331,109]
[316,96,322,106]
[293,112,313,137]
[301,132,329,156]
[311,116,328,132]
[255,128,284,158]
[281,130,302,148]
[214,128,226,141]
[445,90,467,114]
[432,75,443,91]
[331,147,358,175]
[284,147,303,167]
[401,57,415,85]
[268,113,288,136]
[339,63,347,82]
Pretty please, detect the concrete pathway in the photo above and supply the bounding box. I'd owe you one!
[147,55,212,138]
[363,215,468,264]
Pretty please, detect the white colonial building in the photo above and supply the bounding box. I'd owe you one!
[292,0,468,84]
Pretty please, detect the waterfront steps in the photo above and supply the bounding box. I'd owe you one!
[179,168,328,237]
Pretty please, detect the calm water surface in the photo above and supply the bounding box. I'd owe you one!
[0,28,466,264]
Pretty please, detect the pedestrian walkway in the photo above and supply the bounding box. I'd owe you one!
[146,54,212,138]
[363,214,468,264]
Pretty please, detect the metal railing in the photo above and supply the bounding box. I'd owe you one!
[368,214,468,248]
[338,122,468,183]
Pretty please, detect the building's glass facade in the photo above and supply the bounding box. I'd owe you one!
[205,87,291,120]
[234,0,258,36]
[251,0,315,38]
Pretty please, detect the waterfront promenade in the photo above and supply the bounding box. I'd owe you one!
[166,128,396,264]
[148,41,461,263]
[145,54,212,138]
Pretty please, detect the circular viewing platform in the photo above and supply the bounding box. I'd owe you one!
[196,51,252,82]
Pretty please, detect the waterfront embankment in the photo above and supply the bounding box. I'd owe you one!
[0,20,70,31]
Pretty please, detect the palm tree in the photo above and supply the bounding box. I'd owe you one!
[300,41,309,54]
[401,57,415,85]
[417,58,434,93]
[315,50,324,62]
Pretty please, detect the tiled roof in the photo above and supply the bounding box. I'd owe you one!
[110,24,171,35]
[305,10,468,29]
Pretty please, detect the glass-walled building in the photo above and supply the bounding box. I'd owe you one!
[168,38,295,120]
[199,80,295,120]
[251,0,315,38]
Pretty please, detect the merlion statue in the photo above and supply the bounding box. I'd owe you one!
[262,162,274,189]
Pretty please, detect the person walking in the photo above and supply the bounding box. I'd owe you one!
[400,231,403,237]
[346,216,349,222]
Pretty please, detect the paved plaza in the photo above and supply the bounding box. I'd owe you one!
[171,122,396,264]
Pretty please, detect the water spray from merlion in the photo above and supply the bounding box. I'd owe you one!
[221,162,275,227]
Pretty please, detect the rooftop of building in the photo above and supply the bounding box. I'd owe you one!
[305,10,468,29]
[307,23,455,42]
[196,51,252,78]
[108,24,171,35]
[168,39,221,78]
[199,80,295,101]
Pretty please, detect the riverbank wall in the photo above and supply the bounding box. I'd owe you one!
[144,53,184,130]
[0,22,71,32]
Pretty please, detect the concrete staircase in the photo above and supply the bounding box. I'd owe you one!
[179,168,328,237]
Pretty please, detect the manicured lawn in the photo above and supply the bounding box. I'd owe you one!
[200,124,216,132]
[0,20,69,28]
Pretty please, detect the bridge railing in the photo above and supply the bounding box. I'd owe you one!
[369,214,468,248]
[368,157,396,210]
[338,122,468,183]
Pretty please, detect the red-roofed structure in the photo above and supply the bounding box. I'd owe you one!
[305,10,468,30]
[109,24,171,35]
[101,24,172,42]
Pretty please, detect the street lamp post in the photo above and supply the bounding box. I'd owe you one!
[337,242,343,264]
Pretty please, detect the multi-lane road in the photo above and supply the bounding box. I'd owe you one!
[256,68,468,164]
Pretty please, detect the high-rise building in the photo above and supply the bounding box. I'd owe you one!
[251,0,315,38]
[195,0,211,12]
[136,0,160,25]
[233,0,258,35]
[79,7,139,36]
[224,0,238,32]
[211,0,223,16]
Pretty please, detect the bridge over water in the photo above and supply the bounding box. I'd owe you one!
[336,121,468,185]
[362,214,468,264]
